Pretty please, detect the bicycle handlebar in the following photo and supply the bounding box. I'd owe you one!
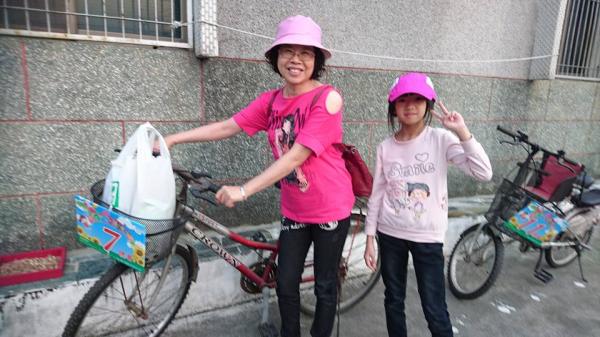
[496,125,580,167]
[172,164,222,194]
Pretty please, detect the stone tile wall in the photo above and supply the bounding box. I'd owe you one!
[1,36,598,254]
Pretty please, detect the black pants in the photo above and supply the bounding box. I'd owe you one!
[276,216,350,337]
[378,232,453,337]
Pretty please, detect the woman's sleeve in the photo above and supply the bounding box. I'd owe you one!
[295,88,343,156]
[446,132,493,181]
[365,143,387,236]
[232,91,272,136]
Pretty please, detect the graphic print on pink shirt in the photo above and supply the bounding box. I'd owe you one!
[385,151,435,223]
[273,114,309,192]
[408,182,430,220]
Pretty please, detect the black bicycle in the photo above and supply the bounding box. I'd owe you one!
[447,126,600,299]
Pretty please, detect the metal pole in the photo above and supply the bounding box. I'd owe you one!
[84,0,89,35]
[44,0,49,32]
[577,0,590,76]
[24,0,30,31]
[154,0,158,41]
[102,0,106,37]
[137,0,141,39]
[120,0,125,38]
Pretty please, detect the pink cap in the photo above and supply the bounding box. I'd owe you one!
[388,72,437,102]
[265,15,332,59]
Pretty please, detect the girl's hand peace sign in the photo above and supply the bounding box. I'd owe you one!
[432,101,472,141]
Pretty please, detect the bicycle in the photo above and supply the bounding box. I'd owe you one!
[62,165,381,337]
[447,125,600,299]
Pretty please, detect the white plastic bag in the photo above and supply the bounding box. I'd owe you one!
[102,122,176,219]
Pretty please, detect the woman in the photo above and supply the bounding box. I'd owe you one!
[164,15,354,337]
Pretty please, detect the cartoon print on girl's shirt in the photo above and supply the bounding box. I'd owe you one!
[273,114,309,191]
[386,179,410,215]
[408,182,430,220]
[385,152,435,221]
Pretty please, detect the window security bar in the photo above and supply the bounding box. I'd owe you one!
[0,0,192,48]
[557,0,600,81]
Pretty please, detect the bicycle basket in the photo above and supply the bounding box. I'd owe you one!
[485,179,531,223]
[90,180,185,265]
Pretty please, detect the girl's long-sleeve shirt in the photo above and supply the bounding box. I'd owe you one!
[364,126,493,243]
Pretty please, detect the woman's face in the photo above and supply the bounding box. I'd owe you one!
[277,44,315,86]
[394,94,427,127]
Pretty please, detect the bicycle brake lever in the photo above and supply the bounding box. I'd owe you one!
[191,170,212,179]
[199,195,217,206]
[189,185,218,205]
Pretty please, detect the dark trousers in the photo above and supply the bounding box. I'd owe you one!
[378,231,453,337]
[276,216,350,337]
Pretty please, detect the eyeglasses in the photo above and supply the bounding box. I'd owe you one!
[278,47,316,61]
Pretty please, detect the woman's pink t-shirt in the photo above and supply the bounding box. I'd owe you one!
[233,85,354,223]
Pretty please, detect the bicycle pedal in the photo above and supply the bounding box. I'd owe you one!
[258,322,279,337]
[534,269,554,283]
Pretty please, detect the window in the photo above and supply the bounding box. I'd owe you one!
[557,0,600,80]
[0,0,190,48]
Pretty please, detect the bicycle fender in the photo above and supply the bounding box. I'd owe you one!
[460,223,498,238]
[187,244,199,282]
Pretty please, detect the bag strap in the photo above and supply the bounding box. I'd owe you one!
[267,85,333,115]
[266,89,281,116]
[309,85,332,110]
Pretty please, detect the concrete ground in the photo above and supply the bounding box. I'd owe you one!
[1,195,598,337]
[162,232,600,337]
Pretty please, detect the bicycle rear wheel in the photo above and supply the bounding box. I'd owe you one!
[447,224,504,299]
[63,245,194,337]
[299,213,381,315]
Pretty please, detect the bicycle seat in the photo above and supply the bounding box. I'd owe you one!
[574,189,600,207]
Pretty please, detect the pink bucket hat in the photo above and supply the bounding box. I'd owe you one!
[265,15,332,59]
[388,72,437,102]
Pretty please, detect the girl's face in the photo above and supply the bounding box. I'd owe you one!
[410,189,428,201]
[277,44,315,86]
[393,93,427,127]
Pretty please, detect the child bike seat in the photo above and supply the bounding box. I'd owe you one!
[525,155,583,203]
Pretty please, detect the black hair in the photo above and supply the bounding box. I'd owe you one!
[408,182,430,196]
[387,96,435,132]
[265,45,326,80]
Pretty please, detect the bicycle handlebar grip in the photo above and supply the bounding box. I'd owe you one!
[496,125,517,138]
[208,183,221,193]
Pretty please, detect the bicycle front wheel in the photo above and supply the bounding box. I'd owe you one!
[63,245,194,337]
[299,212,381,315]
[447,224,504,299]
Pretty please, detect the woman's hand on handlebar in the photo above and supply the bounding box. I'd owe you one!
[216,185,246,208]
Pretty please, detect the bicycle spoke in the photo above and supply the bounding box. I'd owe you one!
[64,247,193,337]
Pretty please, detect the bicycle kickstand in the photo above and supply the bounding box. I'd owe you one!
[258,287,279,337]
[575,246,588,283]
[534,250,553,283]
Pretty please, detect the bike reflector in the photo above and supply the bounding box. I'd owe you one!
[503,200,569,247]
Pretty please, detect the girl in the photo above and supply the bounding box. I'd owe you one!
[164,15,354,337]
[363,72,492,337]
